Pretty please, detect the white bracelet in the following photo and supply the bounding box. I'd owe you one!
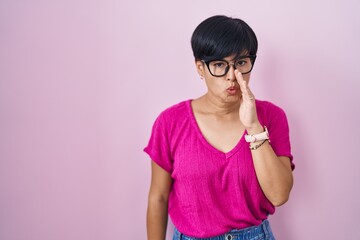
[245,126,269,143]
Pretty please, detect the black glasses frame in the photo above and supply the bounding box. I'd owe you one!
[202,55,257,77]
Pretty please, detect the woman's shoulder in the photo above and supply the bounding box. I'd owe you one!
[156,99,192,123]
[256,99,286,114]
[255,99,288,124]
[161,99,191,115]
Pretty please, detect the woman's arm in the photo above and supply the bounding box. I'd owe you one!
[147,161,173,240]
[236,69,293,206]
[247,124,293,206]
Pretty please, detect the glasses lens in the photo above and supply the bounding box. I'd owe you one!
[235,57,253,74]
[208,60,228,76]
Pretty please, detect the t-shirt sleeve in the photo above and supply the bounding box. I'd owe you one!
[266,104,295,170]
[143,113,173,173]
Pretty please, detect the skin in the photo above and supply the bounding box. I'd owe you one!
[146,55,294,240]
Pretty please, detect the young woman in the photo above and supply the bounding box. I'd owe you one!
[144,15,294,240]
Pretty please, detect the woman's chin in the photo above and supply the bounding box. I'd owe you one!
[224,94,241,103]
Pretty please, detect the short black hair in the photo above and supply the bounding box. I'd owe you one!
[191,15,258,61]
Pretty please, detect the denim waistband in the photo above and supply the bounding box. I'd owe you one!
[173,219,275,240]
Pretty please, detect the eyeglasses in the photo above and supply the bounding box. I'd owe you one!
[202,55,257,77]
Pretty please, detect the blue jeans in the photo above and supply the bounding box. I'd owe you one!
[173,219,276,240]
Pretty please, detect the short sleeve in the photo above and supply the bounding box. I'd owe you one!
[266,103,295,170]
[144,113,173,173]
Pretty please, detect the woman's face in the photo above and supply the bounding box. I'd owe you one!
[196,55,251,104]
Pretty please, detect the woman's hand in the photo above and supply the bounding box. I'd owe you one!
[235,70,262,132]
[234,70,294,206]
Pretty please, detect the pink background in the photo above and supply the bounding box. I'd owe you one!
[1,0,359,239]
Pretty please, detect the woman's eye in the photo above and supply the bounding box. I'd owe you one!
[214,62,225,68]
[236,60,247,66]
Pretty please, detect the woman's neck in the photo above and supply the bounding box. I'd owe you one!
[196,94,240,117]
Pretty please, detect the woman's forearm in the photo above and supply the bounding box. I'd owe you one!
[147,196,169,240]
[247,123,293,206]
[251,140,293,206]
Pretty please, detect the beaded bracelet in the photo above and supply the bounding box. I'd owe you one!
[249,139,268,150]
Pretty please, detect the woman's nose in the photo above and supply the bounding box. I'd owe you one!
[226,64,237,81]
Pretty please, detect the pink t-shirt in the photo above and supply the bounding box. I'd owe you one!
[144,99,294,238]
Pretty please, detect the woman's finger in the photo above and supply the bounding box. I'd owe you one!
[235,70,255,101]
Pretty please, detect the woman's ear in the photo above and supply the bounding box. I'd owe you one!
[195,60,205,79]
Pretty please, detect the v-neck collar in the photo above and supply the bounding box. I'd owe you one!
[186,99,246,159]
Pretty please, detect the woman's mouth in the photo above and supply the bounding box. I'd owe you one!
[226,87,238,95]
